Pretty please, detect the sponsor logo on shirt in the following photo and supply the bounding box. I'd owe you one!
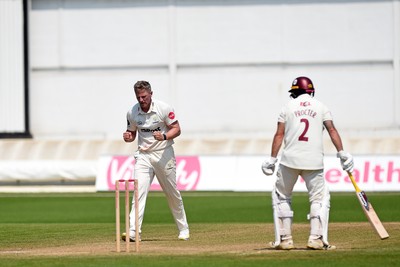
[300,101,311,107]
[168,112,175,120]
[140,127,161,132]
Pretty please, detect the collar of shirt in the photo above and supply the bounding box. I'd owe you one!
[138,101,155,114]
[297,94,311,100]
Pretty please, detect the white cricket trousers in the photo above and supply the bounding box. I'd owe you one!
[129,145,189,234]
[275,164,326,203]
[274,164,331,240]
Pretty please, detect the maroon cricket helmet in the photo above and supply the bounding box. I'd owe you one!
[289,76,315,96]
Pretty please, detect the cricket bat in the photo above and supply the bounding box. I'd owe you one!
[347,171,389,239]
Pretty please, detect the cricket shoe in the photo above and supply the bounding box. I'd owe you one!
[121,232,141,242]
[307,237,336,250]
[178,229,190,241]
[269,239,294,250]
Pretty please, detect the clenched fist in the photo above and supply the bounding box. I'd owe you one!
[123,131,134,142]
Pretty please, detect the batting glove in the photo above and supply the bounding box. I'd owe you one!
[337,150,354,172]
[261,157,278,176]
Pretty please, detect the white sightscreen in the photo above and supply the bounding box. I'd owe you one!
[0,0,26,134]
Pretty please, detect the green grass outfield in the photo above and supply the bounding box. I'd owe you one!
[0,191,399,266]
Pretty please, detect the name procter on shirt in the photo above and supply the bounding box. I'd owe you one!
[278,94,333,170]
[127,99,177,152]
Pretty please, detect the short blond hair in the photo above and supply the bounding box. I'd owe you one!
[134,80,152,93]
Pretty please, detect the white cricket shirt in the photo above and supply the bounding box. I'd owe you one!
[278,94,333,169]
[126,99,177,152]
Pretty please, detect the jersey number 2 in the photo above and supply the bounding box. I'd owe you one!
[298,118,309,142]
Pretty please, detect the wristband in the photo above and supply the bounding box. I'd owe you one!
[163,134,167,140]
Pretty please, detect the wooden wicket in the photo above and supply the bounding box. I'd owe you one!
[115,179,139,252]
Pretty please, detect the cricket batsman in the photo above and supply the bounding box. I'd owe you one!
[261,76,354,250]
